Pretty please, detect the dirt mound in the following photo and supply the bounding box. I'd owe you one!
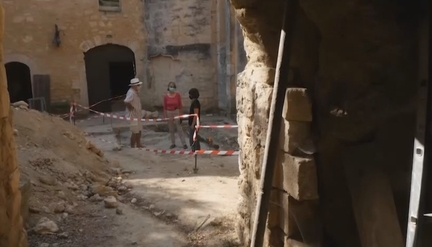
[12,107,117,228]
[13,107,112,181]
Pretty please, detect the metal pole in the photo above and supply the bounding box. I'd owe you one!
[193,153,198,174]
[406,3,431,246]
[250,1,299,246]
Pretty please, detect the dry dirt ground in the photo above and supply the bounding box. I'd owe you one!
[14,105,240,247]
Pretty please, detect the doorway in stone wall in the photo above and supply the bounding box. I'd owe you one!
[5,62,33,103]
[109,61,135,111]
[84,44,136,112]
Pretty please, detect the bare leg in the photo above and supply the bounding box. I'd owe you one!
[136,131,143,148]
[167,111,176,149]
[168,118,176,146]
[130,133,136,148]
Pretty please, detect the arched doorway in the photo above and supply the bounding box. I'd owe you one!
[5,62,33,103]
[84,44,136,112]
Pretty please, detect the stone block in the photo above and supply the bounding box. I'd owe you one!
[279,191,291,235]
[281,153,318,201]
[282,88,312,122]
[279,119,311,154]
[78,41,90,52]
[268,189,296,238]
[93,35,102,47]
[289,198,321,245]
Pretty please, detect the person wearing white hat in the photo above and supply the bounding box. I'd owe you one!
[124,78,143,148]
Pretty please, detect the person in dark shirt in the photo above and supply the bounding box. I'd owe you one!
[188,88,201,151]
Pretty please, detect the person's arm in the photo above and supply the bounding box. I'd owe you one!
[125,102,133,111]
[191,107,199,127]
[177,93,183,114]
[124,91,134,111]
[163,95,168,118]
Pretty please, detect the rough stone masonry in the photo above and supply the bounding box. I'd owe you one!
[0,4,27,247]
[232,0,426,246]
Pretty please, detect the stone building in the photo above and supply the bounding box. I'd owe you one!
[2,0,245,113]
[143,0,245,113]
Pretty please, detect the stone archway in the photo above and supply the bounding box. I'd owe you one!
[84,44,136,112]
[5,62,33,103]
[77,37,144,109]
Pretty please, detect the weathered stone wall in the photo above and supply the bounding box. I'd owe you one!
[0,4,27,246]
[2,0,146,107]
[233,0,426,246]
[143,0,245,112]
[143,0,217,111]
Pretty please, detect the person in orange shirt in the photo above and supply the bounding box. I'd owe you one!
[163,82,187,149]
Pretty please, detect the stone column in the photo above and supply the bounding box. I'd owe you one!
[231,1,322,245]
[230,1,285,245]
[0,4,28,247]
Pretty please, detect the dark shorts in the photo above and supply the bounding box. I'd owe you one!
[189,125,201,151]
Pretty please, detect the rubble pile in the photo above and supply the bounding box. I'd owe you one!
[10,105,135,246]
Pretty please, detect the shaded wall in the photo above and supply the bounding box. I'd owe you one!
[143,0,217,111]
[232,0,426,245]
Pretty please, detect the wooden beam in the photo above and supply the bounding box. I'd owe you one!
[343,143,404,247]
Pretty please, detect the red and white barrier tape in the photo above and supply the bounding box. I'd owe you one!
[66,95,125,121]
[70,99,237,129]
[140,148,239,156]
[199,125,238,129]
[88,94,125,109]
[194,150,239,156]
[87,134,239,156]
[75,104,197,122]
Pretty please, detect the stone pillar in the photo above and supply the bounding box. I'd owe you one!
[0,4,28,247]
[231,1,321,245]
[232,1,285,245]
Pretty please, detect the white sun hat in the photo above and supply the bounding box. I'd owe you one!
[129,78,143,86]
